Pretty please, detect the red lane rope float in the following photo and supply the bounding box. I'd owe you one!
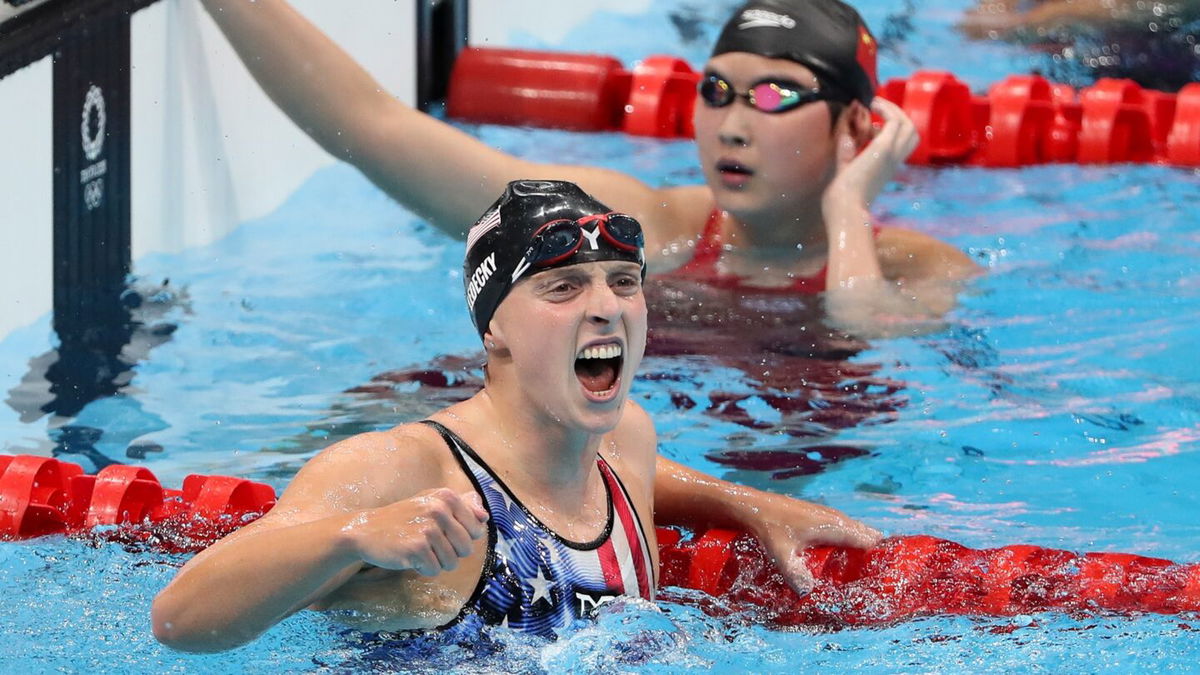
[3,454,1198,624]
[658,529,1200,627]
[0,455,275,553]
[446,48,634,132]
[445,46,1200,168]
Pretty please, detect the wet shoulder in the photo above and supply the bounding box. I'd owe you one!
[643,185,714,260]
[284,423,465,511]
[875,225,982,282]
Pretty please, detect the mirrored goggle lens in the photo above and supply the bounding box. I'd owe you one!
[748,81,822,113]
[601,214,644,251]
[699,75,734,108]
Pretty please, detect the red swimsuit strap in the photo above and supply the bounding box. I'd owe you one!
[691,208,726,264]
[671,208,838,294]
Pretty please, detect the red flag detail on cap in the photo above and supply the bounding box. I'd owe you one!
[856,25,878,91]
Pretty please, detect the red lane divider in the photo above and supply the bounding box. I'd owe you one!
[623,55,700,138]
[4,454,1198,626]
[445,46,1200,168]
[0,454,274,551]
[658,528,1200,627]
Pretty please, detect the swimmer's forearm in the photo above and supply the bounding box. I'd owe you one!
[152,510,362,653]
[198,0,538,237]
[655,457,881,564]
[821,205,961,337]
[1022,0,1165,30]
[653,456,786,534]
[199,0,392,160]
[823,203,884,289]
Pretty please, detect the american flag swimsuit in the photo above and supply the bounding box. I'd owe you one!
[421,420,655,638]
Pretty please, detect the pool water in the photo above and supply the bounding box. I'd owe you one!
[3,0,1200,672]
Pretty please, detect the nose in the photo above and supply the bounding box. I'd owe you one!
[716,99,753,147]
[585,279,622,329]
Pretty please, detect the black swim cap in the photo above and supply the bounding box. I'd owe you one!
[712,0,878,105]
[463,180,646,340]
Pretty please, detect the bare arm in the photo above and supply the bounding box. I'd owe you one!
[198,0,697,247]
[199,0,527,235]
[151,431,487,652]
[959,0,1200,39]
[151,506,363,652]
[820,98,981,337]
[653,455,880,594]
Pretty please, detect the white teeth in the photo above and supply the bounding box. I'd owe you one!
[577,343,622,360]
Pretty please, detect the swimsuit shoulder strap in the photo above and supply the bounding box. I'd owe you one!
[418,419,507,495]
[415,419,499,630]
[594,454,655,598]
[694,207,725,261]
[670,208,725,277]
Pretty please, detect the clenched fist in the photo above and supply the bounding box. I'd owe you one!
[342,488,490,575]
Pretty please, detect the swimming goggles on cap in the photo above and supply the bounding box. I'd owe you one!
[699,73,838,114]
[524,213,644,268]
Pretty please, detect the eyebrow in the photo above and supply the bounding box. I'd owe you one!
[533,269,588,287]
[608,263,642,276]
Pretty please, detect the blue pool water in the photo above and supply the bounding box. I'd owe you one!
[3,0,1200,672]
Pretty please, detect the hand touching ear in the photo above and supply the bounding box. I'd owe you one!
[824,97,919,212]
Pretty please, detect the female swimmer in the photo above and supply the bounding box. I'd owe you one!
[151,181,880,650]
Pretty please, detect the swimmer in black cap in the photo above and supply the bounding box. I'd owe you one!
[463,180,646,341]
[153,180,880,650]
[200,0,980,336]
[710,0,878,107]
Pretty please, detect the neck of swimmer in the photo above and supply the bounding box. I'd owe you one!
[722,209,829,260]
[476,387,602,493]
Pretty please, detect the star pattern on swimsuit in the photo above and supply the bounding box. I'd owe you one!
[492,484,515,512]
[495,536,517,563]
[526,565,555,607]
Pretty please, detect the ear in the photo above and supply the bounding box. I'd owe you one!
[837,100,874,150]
[483,323,507,352]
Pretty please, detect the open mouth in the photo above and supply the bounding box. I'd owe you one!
[575,342,623,399]
[715,159,754,188]
[716,159,753,177]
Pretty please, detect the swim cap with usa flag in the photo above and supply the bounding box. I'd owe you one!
[712,0,878,105]
[463,180,646,340]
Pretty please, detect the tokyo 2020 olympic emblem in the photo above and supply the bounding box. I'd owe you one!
[83,178,105,210]
[81,85,106,162]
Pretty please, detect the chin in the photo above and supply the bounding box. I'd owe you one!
[568,399,627,436]
[712,192,767,223]
[707,175,760,203]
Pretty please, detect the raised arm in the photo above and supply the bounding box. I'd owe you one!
[198,0,694,247]
[151,431,487,652]
[959,0,1200,39]
[654,455,880,594]
[199,0,530,235]
[820,97,981,337]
